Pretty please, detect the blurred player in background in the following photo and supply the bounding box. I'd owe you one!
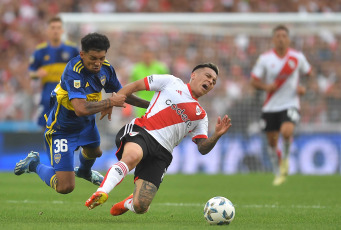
[85,63,232,216]
[130,47,169,117]
[29,16,79,128]
[15,33,149,194]
[250,25,312,185]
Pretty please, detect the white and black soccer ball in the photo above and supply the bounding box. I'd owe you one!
[203,196,235,225]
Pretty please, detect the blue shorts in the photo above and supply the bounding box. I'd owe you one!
[44,119,100,171]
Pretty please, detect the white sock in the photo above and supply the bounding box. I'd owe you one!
[283,139,291,159]
[124,198,136,213]
[97,161,129,194]
[267,146,280,176]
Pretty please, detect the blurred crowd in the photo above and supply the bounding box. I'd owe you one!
[1,0,341,135]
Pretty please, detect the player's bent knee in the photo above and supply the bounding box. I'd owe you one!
[56,184,75,194]
[133,203,149,214]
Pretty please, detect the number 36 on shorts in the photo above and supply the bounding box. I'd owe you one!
[54,139,68,153]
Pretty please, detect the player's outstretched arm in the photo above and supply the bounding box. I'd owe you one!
[71,94,126,117]
[126,94,150,109]
[195,115,232,155]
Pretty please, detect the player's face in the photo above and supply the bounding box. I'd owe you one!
[189,67,217,98]
[47,21,63,43]
[272,29,290,51]
[80,50,107,74]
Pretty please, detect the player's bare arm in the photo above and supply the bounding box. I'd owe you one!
[195,115,232,155]
[71,94,126,117]
[126,94,150,109]
[117,78,147,97]
[29,68,48,79]
[251,78,277,93]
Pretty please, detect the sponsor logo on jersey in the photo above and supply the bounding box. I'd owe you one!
[196,105,202,115]
[165,99,192,128]
[129,131,139,136]
[74,80,81,88]
[54,153,61,164]
[100,75,106,86]
[62,52,70,61]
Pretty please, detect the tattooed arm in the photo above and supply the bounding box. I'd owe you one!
[71,93,126,117]
[194,115,232,155]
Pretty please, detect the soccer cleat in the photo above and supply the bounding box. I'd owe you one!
[85,191,109,210]
[74,167,104,186]
[110,193,133,216]
[14,151,40,175]
[280,159,289,176]
[273,175,286,186]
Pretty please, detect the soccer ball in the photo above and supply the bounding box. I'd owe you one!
[203,196,235,225]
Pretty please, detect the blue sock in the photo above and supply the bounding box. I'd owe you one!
[78,151,96,177]
[36,164,58,190]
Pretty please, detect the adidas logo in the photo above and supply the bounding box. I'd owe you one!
[176,90,182,95]
[115,168,123,176]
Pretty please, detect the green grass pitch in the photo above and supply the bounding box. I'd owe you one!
[1,173,340,230]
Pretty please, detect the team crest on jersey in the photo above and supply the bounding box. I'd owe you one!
[54,153,61,164]
[129,131,139,137]
[61,52,70,61]
[196,105,202,116]
[100,75,106,86]
[74,80,81,88]
[44,55,50,61]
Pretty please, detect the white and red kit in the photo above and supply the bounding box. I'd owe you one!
[130,74,208,153]
[251,48,311,112]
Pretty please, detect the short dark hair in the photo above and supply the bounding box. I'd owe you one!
[273,25,289,35]
[81,33,110,53]
[48,16,62,25]
[192,63,219,76]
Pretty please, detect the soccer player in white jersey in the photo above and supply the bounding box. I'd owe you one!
[250,25,312,186]
[85,63,232,215]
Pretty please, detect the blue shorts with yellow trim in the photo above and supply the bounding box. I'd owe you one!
[44,119,100,171]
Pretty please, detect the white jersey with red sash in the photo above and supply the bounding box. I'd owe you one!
[251,48,311,112]
[130,74,208,153]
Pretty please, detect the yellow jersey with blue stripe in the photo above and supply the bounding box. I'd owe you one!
[46,55,122,132]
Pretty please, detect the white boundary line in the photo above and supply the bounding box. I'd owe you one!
[6,200,326,209]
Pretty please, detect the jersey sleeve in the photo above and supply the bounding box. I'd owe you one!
[104,65,123,93]
[251,55,265,79]
[144,74,175,92]
[62,68,87,100]
[190,115,208,141]
[299,52,312,75]
[28,50,41,72]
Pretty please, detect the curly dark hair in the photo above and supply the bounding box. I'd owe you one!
[81,32,110,53]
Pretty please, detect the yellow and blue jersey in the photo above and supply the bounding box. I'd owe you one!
[46,55,122,132]
[29,41,79,127]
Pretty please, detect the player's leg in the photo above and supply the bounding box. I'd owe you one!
[279,121,295,176]
[265,131,281,177]
[75,145,104,186]
[262,112,281,181]
[85,142,143,209]
[110,139,171,216]
[75,120,104,185]
[45,129,77,194]
[111,179,157,216]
